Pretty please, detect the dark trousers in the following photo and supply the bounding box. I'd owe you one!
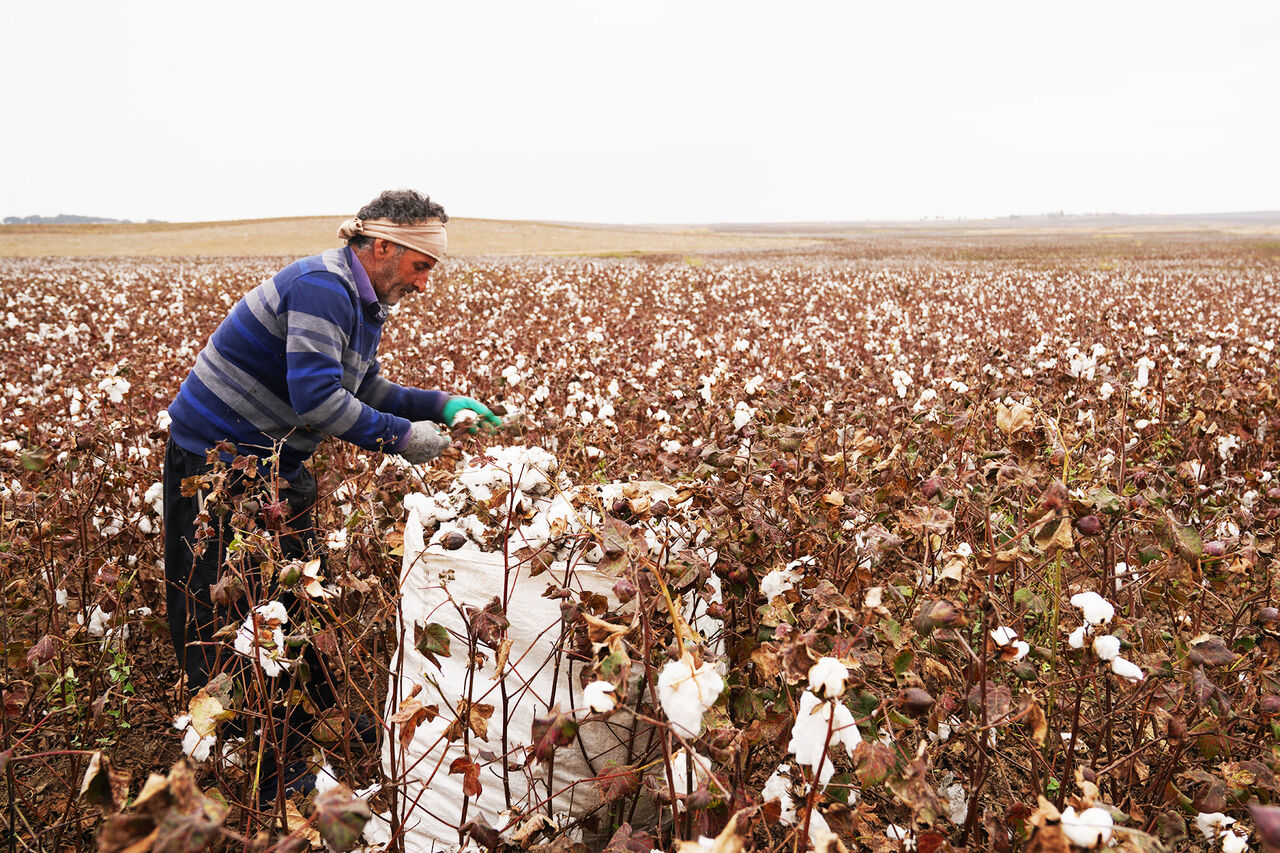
[162,438,334,752]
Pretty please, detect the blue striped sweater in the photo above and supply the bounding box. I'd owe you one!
[168,247,448,480]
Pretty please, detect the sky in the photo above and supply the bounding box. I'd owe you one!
[2,1,1277,224]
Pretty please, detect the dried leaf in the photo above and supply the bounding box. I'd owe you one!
[674,812,745,853]
[531,705,579,763]
[449,758,483,798]
[312,785,371,852]
[852,741,897,786]
[603,822,657,853]
[1187,635,1237,668]
[465,596,509,647]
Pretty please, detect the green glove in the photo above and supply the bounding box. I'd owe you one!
[442,396,502,430]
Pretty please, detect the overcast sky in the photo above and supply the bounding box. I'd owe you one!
[2,1,1276,224]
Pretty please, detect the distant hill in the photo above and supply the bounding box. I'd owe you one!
[1,214,164,225]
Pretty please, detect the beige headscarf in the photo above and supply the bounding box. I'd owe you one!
[337,217,448,262]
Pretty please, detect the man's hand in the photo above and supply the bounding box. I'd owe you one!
[400,421,451,464]
[442,396,502,430]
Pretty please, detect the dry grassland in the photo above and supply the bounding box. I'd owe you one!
[0,216,820,258]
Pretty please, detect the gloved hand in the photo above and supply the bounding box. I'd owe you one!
[400,421,451,464]
[442,396,502,430]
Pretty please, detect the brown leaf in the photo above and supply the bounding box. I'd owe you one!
[966,682,1013,722]
[282,800,321,847]
[531,705,579,762]
[98,815,159,853]
[1187,635,1238,668]
[594,765,642,805]
[152,761,228,853]
[674,812,745,853]
[465,596,509,647]
[509,814,555,845]
[603,822,657,853]
[996,402,1035,436]
[852,741,897,786]
[389,686,437,751]
[1023,796,1070,853]
[1022,695,1048,746]
[886,753,946,826]
[449,758,483,798]
[462,818,503,849]
[898,506,955,538]
[1032,513,1074,553]
[312,784,372,852]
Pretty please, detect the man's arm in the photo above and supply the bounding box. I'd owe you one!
[356,362,449,425]
[282,275,415,452]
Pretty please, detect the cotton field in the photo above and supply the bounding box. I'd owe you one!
[1,238,1279,852]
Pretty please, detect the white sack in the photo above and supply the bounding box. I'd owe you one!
[376,510,641,851]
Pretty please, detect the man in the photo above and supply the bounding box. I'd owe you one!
[163,189,498,799]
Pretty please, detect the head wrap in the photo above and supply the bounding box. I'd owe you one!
[337,217,448,262]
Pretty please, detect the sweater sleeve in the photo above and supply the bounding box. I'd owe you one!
[281,275,412,452]
[356,361,450,425]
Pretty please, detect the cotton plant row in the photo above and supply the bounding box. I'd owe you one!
[1,248,1278,851]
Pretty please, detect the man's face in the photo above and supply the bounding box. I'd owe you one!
[369,240,438,306]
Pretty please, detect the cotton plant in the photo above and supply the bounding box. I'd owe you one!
[1196,812,1249,852]
[990,625,1030,661]
[657,652,724,738]
[786,658,861,787]
[1068,591,1143,682]
[233,600,292,677]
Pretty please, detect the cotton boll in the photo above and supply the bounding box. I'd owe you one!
[1196,812,1235,840]
[1092,634,1121,661]
[761,765,797,825]
[582,680,617,714]
[1110,656,1144,682]
[1068,626,1087,649]
[657,652,724,738]
[787,690,861,787]
[667,747,712,799]
[174,714,216,762]
[760,568,799,601]
[1220,830,1248,853]
[1070,591,1115,625]
[314,762,341,795]
[807,657,848,700]
[1060,806,1114,847]
[990,626,1019,647]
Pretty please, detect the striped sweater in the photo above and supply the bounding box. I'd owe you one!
[168,247,448,480]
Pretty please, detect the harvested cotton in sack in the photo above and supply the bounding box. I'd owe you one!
[365,446,722,851]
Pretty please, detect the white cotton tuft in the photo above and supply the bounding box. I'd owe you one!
[1061,806,1114,847]
[657,653,724,738]
[807,657,848,700]
[1070,591,1115,625]
[1110,656,1144,682]
[1092,634,1121,661]
[990,626,1019,647]
[582,680,617,714]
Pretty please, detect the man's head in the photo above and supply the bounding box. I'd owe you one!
[346,190,449,306]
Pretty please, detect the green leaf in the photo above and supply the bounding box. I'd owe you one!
[892,648,915,677]
[1090,486,1123,514]
[414,622,451,668]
